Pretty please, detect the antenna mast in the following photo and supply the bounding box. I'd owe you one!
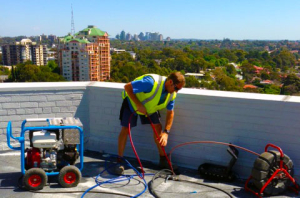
[71,4,75,35]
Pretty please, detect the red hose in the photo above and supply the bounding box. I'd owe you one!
[168,141,260,164]
[146,116,174,174]
[127,111,145,178]
[127,111,175,178]
[128,114,260,177]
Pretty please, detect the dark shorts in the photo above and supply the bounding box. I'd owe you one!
[119,99,161,128]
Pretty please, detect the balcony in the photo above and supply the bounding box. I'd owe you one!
[0,82,299,182]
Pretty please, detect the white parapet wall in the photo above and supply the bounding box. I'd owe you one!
[88,82,300,180]
[1,81,299,180]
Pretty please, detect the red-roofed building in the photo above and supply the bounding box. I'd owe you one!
[243,84,258,89]
[279,74,288,79]
[260,80,274,85]
[254,66,264,74]
[290,50,299,54]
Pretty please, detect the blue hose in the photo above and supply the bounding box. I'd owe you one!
[81,155,154,198]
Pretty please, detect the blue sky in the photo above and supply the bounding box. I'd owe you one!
[0,0,300,40]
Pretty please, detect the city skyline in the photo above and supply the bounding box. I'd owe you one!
[1,0,300,40]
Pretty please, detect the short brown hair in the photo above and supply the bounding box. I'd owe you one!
[167,72,185,86]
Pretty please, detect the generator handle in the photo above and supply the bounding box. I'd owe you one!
[6,121,21,150]
[21,118,53,131]
[265,144,284,158]
[265,143,284,169]
[26,118,49,122]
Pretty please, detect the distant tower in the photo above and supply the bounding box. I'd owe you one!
[71,4,75,35]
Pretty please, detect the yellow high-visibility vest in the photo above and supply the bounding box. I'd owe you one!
[122,74,176,115]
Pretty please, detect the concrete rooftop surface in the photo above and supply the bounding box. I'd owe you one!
[0,82,300,197]
[1,150,299,198]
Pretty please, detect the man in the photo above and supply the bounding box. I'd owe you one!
[116,72,185,174]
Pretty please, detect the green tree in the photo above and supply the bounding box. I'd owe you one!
[281,74,300,95]
[213,68,243,91]
[263,85,281,95]
[218,49,238,62]
[0,66,9,75]
[260,71,270,80]
[191,58,206,72]
[235,50,246,63]
[225,64,237,76]
[185,76,200,88]
[8,61,65,82]
[241,62,256,83]
[47,60,60,74]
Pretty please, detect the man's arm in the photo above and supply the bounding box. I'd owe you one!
[124,82,147,114]
[159,109,174,146]
[164,109,174,131]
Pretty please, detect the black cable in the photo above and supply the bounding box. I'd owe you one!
[149,169,173,198]
[149,169,234,198]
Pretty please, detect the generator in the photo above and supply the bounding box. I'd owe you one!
[6,117,84,191]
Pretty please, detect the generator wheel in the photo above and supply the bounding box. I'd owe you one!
[23,168,47,191]
[251,150,293,195]
[58,166,81,188]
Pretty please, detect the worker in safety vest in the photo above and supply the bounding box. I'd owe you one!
[116,72,185,175]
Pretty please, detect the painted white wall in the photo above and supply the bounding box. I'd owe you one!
[1,82,299,180]
[88,83,300,180]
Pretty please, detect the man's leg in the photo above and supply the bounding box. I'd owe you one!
[153,123,170,169]
[153,123,164,156]
[115,98,137,175]
[118,126,129,157]
[112,127,129,175]
[153,123,177,170]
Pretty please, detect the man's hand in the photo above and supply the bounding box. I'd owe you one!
[137,104,147,115]
[159,132,168,147]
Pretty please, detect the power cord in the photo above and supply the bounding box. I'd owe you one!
[149,169,234,198]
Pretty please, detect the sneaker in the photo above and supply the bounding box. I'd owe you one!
[111,165,124,175]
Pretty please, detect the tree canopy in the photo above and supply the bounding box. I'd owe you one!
[8,61,65,82]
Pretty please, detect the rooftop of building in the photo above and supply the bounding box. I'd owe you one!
[3,150,297,198]
[60,35,90,44]
[0,82,299,197]
[59,25,108,44]
[75,25,108,37]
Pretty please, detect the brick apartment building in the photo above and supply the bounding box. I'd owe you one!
[57,25,110,81]
[2,39,47,66]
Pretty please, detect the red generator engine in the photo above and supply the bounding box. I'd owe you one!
[26,148,41,169]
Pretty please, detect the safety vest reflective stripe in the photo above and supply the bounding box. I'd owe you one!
[166,92,175,105]
[141,75,163,105]
[122,74,176,115]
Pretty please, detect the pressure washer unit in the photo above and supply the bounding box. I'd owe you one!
[6,117,84,191]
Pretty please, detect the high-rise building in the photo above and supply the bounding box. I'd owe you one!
[1,39,47,66]
[159,34,163,41]
[149,32,160,41]
[145,32,151,40]
[48,35,57,43]
[41,34,48,41]
[125,33,132,41]
[120,30,126,41]
[138,32,144,41]
[133,34,139,41]
[57,25,110,81]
